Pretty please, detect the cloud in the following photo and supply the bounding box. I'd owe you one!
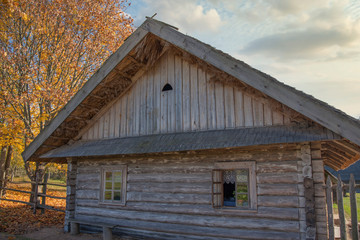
[132,0,224,33]
[240,26,359,60]
[237,0,360,61]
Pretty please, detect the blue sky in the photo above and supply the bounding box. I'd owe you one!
[126,0,360,118]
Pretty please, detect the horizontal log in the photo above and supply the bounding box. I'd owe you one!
[76,206,300,232]
[257,184,298,196]
[77,214,300,240]
[76,199,299,220]
[311,160,324,172]
[313,172,325,183]
[85,215,299,240]
[258,196,299,208]
[77,181,100,191]
[127,182,211,194]
[127,173,210,183]
[257,161,298,173]
[77,173,100,182]
[127,192,211,204]
[257,172,299,184]
[76,189,99,200]
[127,163,213,174]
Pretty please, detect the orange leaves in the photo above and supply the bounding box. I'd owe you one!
[0,0,134,155]
[0,182,66,234]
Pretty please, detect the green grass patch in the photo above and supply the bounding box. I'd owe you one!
[12,176,66,191]
[333,194,360,221]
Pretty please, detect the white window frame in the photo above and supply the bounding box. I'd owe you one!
[99,165,127,206]
[212,161,257,210]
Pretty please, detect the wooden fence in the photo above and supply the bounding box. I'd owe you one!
[326,174,359,240]
[0,173,66,213]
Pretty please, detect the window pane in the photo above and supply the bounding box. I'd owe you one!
[114,181,122,191]
[236,169,248,183]
[105,172,112,181]
[105,181,112,190]
[237,184,248,193]
[114,171,122,182]
[237,193,248,207]
[113,191,121,201]
[223,182,236,207]
[104,191,112,200]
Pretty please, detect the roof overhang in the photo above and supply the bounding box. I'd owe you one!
[41,125,339,162]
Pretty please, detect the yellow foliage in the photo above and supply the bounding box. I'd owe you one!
[0,0,134,158]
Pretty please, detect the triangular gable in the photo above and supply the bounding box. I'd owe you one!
[78,51,302,141]
[22,18,360,170]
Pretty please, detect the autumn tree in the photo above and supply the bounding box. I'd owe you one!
[0,0,134,199]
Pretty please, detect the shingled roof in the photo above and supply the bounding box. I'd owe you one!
[22,18,360,170]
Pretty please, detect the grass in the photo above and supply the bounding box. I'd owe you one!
[333,194,360,221]
[12,176,66,192]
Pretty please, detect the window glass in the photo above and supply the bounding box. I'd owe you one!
[101,166,126,205]
[212,162,256,210]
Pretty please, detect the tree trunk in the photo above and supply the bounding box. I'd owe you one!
[1,146,13,196]
[11,166,16,181]
[0,146,7,197]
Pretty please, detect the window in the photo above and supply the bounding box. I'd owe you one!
[100,165,127,205]
[212,162,257,210]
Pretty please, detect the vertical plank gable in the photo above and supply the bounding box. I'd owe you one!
[160,54,168,133]
[182,59,191,132]
[175,55,183,132]
[81,51,302,140]
[198,69,208,130]
[206,73,216,130]
[215,81,225,129]
[224,85,235,129]
[190,64,199,130]
[167,53,176,133]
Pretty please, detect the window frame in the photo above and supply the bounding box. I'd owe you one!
[212,161,257,211]
[99,165,127,206]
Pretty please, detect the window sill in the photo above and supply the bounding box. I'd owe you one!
[214,207,258,213]
[98,201,126,207]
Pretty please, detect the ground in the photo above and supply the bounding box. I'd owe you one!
[0,181,147,240]
[0,227,104,240]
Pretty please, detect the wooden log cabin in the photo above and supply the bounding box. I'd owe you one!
[22,18,360,240]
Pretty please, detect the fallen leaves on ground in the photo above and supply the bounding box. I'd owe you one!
[0,182,66,234]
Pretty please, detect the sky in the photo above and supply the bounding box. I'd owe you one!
[126,0,360,119]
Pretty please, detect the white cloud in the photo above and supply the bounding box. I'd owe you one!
[237,0,360,61]
[133,0,224,33]
[240,26,359,60]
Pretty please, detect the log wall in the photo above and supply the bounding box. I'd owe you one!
[81,52,291,140]
[71,145,321,240]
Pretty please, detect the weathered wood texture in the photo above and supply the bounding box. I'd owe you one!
[74,146,306,239]
[326,177,335,240]
[81,52,291,140]
[65,159,77,232]
[311,142,327,240]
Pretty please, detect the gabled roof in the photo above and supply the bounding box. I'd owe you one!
[22,18,360,169]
